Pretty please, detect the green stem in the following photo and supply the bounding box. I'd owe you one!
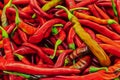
[111,0,118,17]
[70,7,89,13]
[0,26,8,38]
[107,19,117,25]
[11,4,21,25]
[52,26,59,35]
[56,5,73,20]
[14,53,24,60]
[89,66,108,73]
[3,71,31,79]
[69,43,75,50]
[1,0,13,27]
[50,39,62,59]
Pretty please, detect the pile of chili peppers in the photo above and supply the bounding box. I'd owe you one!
[0,0,120,80]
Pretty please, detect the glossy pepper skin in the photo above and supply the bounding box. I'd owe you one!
[56,5,111,67]
[0,57,80,75]
[0,26,14,61]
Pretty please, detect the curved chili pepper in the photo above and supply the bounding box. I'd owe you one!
[74,35,83,48]
[50,36,64,50]
[64,47,89,65]
[84,28,96,40]
[97,1,112,7]
[1,0,13,27]
[100,44,120,57]
[70,56,91,72]
[94,4,110,19]
[88,4,101,18]
[74,11,116,25]
[23,42,54,65]
[38,0,48,5]
[0,26,14,61]
[18,29,27,43]
[28,18,66,43]
[54,50,73,68]
[79,19,120,40]
[42,0,62,12]
[11,30,22,45]
[76,0,98,7]
[6,7,31,19]
[50,29,66,59]
[67,27,76,50]
[65,0,76,9]
[56,5,111,66]
[96,34,120,48]
[14,46,36,55]
[0,57,80,75]
[11,4,37,35]
[12,0,29,5]
[14,53,31,65]
[30,0,53,19]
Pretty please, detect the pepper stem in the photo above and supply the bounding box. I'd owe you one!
[56,5,73,20]
[3,71,31,79]
[107,19,117,25]
[89,66,108,73]
[1,0,13,27]
[14,53,24,60]
[11,4,21,25]
[111,0,118,17]
[50,39,62,59]
[0,26,8,38]
[69,43,76,50]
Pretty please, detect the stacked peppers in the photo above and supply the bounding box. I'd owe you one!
[0,0,120,80]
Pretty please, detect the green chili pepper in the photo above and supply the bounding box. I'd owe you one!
[42,0,62,11]
[56,5,111,66]
[1,0,13,27]
[111,0,118,17]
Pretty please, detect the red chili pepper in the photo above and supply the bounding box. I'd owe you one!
[100,43,120,57]
[64,47,88,66]
[18,29,28,43]
[67,27,76,50]
[79,19,120,40]
[12,0,30,5]
[14,53,31,65]
[0,26,14,61]
[84,28,96,40]
[63,21,72,32]
[54,50,73,68]
[74,35,83,48]
[37,0,48,5]
[88,4,101,18]
[69,56,91,72]
[30,0,53,19]
[6,7,31,19]
[76,0,98,7]
[50,29,66,59]
[0,57,80,75]
[0,2,3,9]
[29,18,66,43]
[21,5,33,14]
[96,34,120,48]
[11,30,22,45]
[50,36,64,50]
[14,46,36,55]
[65,0,76,9]
[23,42,54,65]
[94,4,110,19]
[116,0,120,22]
[97,2,112,7]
